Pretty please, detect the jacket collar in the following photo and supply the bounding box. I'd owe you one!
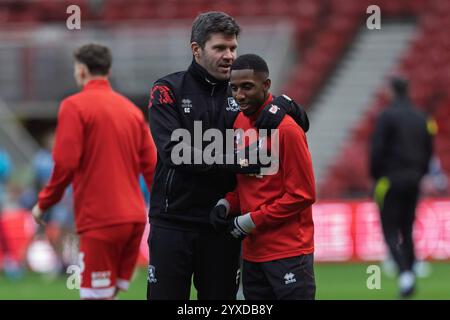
[83,79,112,91]
[247,93,274,122]
[391,96,411,108]
[188,59,229,93]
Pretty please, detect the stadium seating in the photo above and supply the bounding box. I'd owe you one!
[321,0,450,198]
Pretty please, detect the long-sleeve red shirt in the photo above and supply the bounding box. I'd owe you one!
[38,79,157,233]
[225,94,316,262]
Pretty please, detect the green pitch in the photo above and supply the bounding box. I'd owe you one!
[0,262,449,300]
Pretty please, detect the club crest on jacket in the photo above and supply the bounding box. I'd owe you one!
[227,97,240,112]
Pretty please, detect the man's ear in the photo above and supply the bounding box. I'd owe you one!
[191,42,201,58]
[263,78,271,92]
[80,63,90,78]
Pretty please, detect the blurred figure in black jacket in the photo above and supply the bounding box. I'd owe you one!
[370,77,435,298]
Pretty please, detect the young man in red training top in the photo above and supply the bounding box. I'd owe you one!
[31,44,157,299]
[210,54,316,300]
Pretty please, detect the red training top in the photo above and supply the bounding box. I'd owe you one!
[225,94,316,262]
[38,79,157,233]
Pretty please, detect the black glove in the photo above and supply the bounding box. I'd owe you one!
[255,95,309,132]
[216,161,266,175]
[287,97,310,132]
[215,143,271,174]
[209,204,229,232]
[228,216,250,240]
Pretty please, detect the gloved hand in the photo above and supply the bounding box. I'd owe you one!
[216,161,267,175]
[255,94,309,132]
[209,203,229,232]
[228,213,256,240]
[286,96,309,132]
[216,143,271,174]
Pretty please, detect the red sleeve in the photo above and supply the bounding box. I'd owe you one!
[250,125,315,228]
[224,190,240,216]
[140,120,157,192]
[38,100,83,211]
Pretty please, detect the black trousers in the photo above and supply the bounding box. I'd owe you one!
[242,254,316,300]
[380,179,419,273]
[147,225,241,300]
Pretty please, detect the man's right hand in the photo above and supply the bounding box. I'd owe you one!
[255,94,309,132]
[216,161,268,175]
[216,143,271,174]
[209,204,229,232]
[31,204,46,226]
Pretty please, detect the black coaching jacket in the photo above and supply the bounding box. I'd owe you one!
[370,97,433,184]
[148,60,243,231]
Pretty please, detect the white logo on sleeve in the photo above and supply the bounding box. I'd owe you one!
[284,272,297,285]
[148,265,157,283]
[269,104,280,114]
[182,98,192,114]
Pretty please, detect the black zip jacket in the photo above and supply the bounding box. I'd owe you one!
[148,60,239,231]
[370,97,433,183]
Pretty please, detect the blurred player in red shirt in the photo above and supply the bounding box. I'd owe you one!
[210,54,316,299]
[31,44,157,299]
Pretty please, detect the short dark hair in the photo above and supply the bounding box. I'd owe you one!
[74,43,112,76]
[231,54,269,75]
[390,77,408,97]
[190,11,241,48]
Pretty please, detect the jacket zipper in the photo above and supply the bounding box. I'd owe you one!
[210,85,216,124]
[164,168,175,212]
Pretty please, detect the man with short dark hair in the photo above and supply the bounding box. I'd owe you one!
[73,44,112,76]
[210,54,316,300]
[147,12,309,300]
[32,43,157,299]
[370,77,434,298]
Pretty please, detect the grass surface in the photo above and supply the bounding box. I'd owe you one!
[1,262,449,300]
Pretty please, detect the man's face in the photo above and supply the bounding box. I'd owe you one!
[193,33,237,81]
[230,69,270,116]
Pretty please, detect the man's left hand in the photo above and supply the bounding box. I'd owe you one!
[210,204,229,232]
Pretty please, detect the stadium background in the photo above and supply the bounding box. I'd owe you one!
[0,0,449,299]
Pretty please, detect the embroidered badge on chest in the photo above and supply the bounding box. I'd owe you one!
[182,98,192,114]
[226,97,240,112]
